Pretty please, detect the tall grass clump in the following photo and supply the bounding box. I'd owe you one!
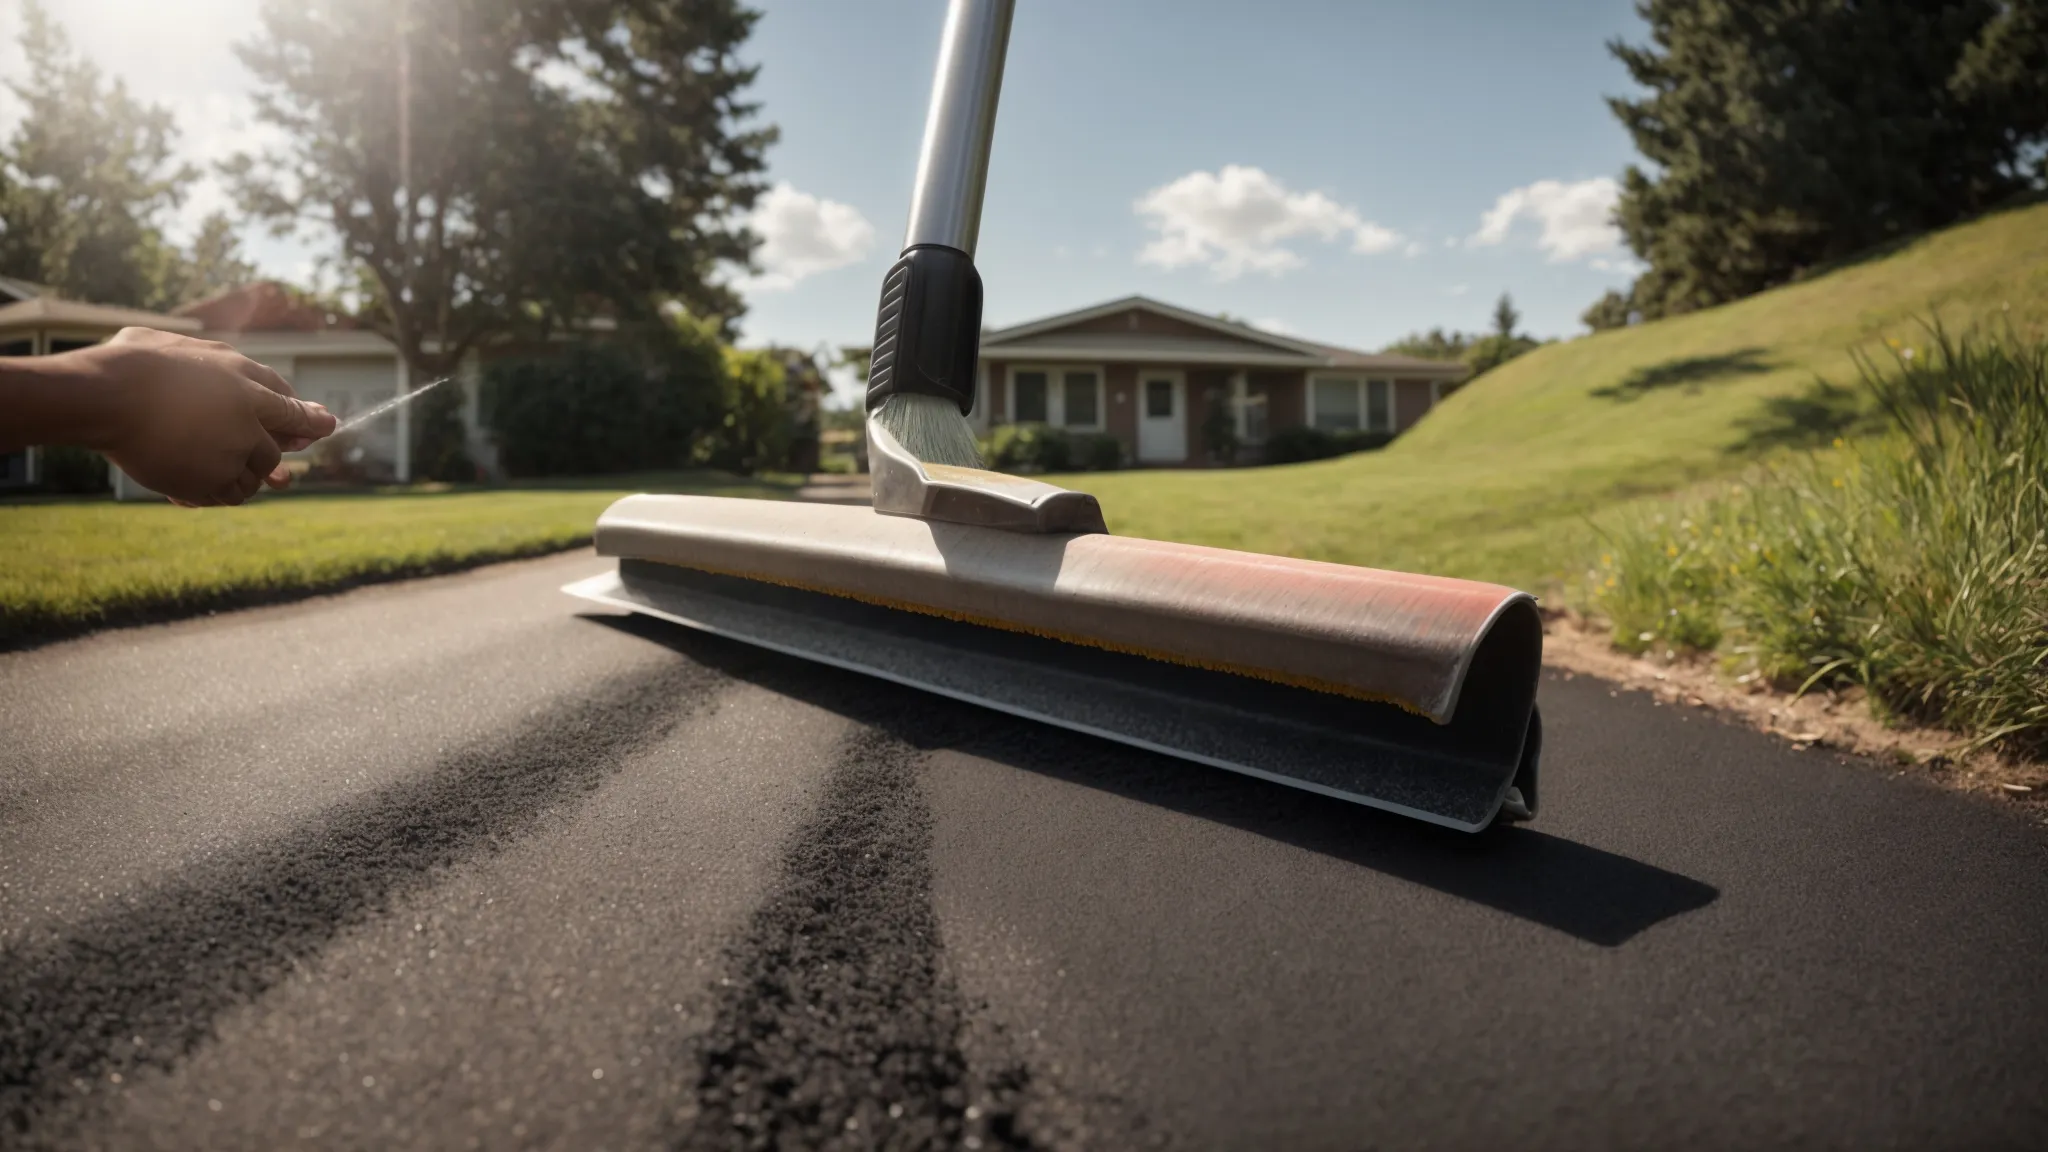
[1585,323,2047,756]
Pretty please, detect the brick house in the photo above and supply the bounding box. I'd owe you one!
[972,296,1467,465]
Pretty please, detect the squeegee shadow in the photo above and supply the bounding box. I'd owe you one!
[583,614,1711,946]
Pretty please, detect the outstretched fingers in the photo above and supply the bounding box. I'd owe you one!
[251,385,337,445]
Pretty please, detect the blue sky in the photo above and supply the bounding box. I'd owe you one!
[4,0,1650,382]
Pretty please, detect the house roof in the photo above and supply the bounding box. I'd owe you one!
[978,295,1466,378]
[0,274,52,303]
[176,280,360,333]
[0,296,202,334]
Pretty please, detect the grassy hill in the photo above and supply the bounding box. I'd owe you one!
[1065,201,2048,591]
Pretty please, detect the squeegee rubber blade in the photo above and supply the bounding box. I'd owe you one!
[570,560,1541,832]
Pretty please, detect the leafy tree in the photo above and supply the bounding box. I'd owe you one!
[1380,327,1478,361]
[0,0,193,308]
[1582,289,1635,332]
[702,347,790,474]
[164,212,260,307]
[228,0,775,387]
[1608,0,2047,319]
[481,317,726,477]
[836,345,873,386]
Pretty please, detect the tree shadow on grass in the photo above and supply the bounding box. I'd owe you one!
[1592,347,1776,401]
[1727,377,1878,454]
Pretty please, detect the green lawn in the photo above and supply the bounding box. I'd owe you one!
[0,471,799,643]
[1059,201,2048,591]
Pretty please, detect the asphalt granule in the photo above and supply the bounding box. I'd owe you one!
[0,660,717,1148]
[676,723,1074,1152]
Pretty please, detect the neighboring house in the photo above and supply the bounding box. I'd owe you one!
[0,276,202,492]
[177,282,497,483]
[973,296,1467,466]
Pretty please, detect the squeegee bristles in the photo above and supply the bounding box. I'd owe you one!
[873,392,983,469]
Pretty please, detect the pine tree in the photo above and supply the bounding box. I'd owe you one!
[1491,293,1521,341]
[1608,0,2045,319]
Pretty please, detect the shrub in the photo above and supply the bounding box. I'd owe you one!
[1586,323,2048,756]
[982,424,1125,473]
[1075,431,1124,471]
[1200,390,1239,463]
[481,324,723,477]
[984,423,1069,472]
[39,446,110,494]
[410,373,475,483]
[698,348,791,475]
[1261,427,1393,465]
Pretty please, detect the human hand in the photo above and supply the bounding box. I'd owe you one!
[82,327,337,506]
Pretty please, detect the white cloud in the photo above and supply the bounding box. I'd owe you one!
[1468,177,1624,263]
[1134,164,1401,278]
[740,182,876,293]
[1251,317,1297,335]
[1403,239,1426,258]
[1445,284,1470,297]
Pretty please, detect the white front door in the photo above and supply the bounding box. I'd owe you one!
[1136,370,1186,463]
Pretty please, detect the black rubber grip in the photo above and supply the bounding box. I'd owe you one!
[864,244,982,415]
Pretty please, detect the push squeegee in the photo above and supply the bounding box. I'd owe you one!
[564,0,1543,831]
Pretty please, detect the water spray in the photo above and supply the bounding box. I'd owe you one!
[330,376,452,436]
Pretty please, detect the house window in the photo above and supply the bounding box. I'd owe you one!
[1063,371,1100,427]
[1009,366,1104,430]
[1145,378,1174,418]
[1309,375,1394,433]
[1013,370,1050,422]
[1312,377,1360,431]
[1367,379,1391,430]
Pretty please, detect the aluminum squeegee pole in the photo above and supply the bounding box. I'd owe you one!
[863,0,1013,416]
[903,0,1013,258]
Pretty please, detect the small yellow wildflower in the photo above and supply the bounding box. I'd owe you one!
[1665,544,1680,557]
[1832,477,1845,488]
[1885,337,1901,349]
[1600,553,1613,567]
[1605,576,1617,588]
[1832,437,1845,449]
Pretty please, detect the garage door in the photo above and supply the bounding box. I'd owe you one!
[292,356,400,475]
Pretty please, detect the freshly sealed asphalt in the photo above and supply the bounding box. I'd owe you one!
[2,550,2043,1150]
